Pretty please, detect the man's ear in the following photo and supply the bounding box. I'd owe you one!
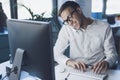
[76,7,82,14]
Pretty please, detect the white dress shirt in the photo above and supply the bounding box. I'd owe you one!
[54,20,118,67]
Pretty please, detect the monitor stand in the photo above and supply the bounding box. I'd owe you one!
[9,48,25,80]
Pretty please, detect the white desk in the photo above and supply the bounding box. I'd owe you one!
[0,61,41,80]
[55,65,120,80]
[1,61,120,80]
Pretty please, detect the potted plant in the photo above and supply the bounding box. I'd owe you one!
[18,4,52,21]
[18,4,61,45]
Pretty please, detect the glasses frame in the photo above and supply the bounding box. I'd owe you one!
[62,10,76,25]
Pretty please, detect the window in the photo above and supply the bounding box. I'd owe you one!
[0,0,10,19]
[92,0,120,14]
[106,0,120,14]
[92,0,102,13]
[17,0,52,19]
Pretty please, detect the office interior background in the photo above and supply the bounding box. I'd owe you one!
[0,0,120,64]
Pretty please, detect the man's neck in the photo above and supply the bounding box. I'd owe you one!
[82,18,93,29]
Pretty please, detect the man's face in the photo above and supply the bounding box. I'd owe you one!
[61,7,82,30]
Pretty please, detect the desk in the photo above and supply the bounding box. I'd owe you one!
[0,61,41,80]
[55,65,120,80]
[1,61,120,80]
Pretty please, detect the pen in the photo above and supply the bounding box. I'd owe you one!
[86,64,93,69]
[65,73,70,80]
[0,74,2,79]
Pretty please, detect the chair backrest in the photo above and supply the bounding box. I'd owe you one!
[107,15,115,25]
[112,27,120,65]
[112,27,120,52]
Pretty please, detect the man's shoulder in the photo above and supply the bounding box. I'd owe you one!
[94,19,108,24]
[93,19,109,28]
[58,25,72,35]
[60,25,73,32]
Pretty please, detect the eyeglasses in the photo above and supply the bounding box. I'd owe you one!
[63,10,76,25]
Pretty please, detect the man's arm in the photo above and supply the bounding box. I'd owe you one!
[54,26,70,66]
[92,25,118,73]
[103,25,118,68]
[92,26,117,73]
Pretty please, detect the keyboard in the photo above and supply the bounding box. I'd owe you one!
[66,67,108,80]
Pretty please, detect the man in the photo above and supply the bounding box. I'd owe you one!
[54,1,117,74]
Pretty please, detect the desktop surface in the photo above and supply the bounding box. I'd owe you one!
[55,64,120,80]
[1,61,120,80]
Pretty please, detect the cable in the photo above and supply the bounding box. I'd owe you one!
[65,73,70,80]
[0,66,18,80]
[1,75,7,80]
[0,74,2,79]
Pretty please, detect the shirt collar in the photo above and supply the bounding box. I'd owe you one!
[66,20,95,32]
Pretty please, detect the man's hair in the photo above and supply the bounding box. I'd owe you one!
[58,1,80,16]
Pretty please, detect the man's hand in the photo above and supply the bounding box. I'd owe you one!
[92,61,109,74]
[66,60,87,71]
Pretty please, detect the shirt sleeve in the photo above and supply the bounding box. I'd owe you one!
[103,25,118,68]
[54,25,70,66]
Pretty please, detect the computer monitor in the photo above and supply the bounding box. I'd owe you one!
[7,19,55,80]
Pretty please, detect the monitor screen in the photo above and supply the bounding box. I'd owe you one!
[7,19,55,80]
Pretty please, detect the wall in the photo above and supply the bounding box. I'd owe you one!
[75,0,91,17]
[57,0,92,17]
